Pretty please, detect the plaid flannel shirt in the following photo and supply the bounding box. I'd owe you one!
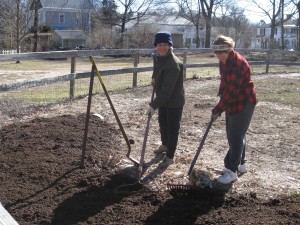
[212,50,257,115]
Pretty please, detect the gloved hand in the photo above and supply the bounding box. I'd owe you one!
[151,78,155,87]
[211,113,220,123]
[147,106,156,117]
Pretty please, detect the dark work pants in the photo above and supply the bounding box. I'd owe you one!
[224,102,255,172]
[158,106,183,159]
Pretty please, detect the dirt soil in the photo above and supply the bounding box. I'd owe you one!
[0,73,300,225]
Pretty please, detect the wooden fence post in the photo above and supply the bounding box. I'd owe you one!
[133,53,139,88]
[70,56,76,99]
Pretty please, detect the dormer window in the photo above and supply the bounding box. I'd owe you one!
[59,13,65,23]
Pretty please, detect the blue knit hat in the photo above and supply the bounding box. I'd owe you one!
[154,32,173,46]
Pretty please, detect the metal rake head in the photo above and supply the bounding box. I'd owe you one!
[167,183,201,191]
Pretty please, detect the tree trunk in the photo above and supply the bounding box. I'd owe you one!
[281,0,284,50]
[33,0,40,52]
[196,24,200,48]
[120,20,126,48]
[205,19,212,48]
[297,2,300,50]
[270,18,276,49]
[16,0,21,63]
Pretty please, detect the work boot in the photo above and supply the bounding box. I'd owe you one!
[161,156,174,166]
[154,145,167,154]
[217,168,238,184]
[238,164,247,174]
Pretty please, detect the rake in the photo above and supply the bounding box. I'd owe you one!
[167,118,214,191]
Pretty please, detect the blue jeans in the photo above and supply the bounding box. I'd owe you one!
[224,102,255,172]
[158,107,183,159]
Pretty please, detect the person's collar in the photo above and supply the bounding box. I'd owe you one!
[227,49,235,60]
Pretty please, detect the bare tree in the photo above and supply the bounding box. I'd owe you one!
[214,3,255,48]
[176,0,224,48]
[92,0,118,48]
[0,0,33,55]
[201,0,228,47]
[281,0,285,49]
[114,0,156,48]
[0,1,14,49]
[128,24,160,48]
[287,0,300,50]
[176,0,205,48]
[31,0,40,52]
[295,0,300,49]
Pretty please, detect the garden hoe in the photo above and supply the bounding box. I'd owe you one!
[89,56,139,166]
[167,118,213,190]
[188,118,213,176]
[137,86,155,181]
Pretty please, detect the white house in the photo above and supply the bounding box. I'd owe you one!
[126,13,208,48]
[126,13,247,49]
[252,20,297,50]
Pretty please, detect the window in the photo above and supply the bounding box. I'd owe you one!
[284,27,296,35]
[260,28,265,36]
[59,13,65,23]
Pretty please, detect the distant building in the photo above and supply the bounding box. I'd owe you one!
[124,13,208,49]
[252,20,297,50]
[27,0,94,50]
[124,13,246,49]
[28,0,94,32]
[52,30,87,49]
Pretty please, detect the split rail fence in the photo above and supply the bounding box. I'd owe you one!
[0,48,300,114]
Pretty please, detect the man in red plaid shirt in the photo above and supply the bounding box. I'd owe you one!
[211,35,257,184]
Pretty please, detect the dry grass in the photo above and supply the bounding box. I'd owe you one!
[0,53,299,74]
[1,53,300,112]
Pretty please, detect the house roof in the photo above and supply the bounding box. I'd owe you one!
[127,14,193,34]
[54,30,87,40]
[257,18,297,28]
[137,14,192,26]
[257,23,297,28]
[40,0,94,9]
